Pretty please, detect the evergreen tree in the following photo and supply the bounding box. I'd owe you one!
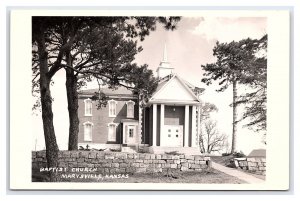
[201,35,267,153]
[32,17,181,181]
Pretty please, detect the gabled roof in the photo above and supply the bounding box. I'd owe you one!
[248,149,266,158]
[155,76,171,92]
[148,74,202,105]
[182,79,205,95]
[78,75,204,104]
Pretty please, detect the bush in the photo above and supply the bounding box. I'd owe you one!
[98,148,106,151]
[222,153,231,156]
[79,145,90,151]
[165,151,183,155]
[137,149,148,153]
[232,151,246,158]
[109,148,121,152]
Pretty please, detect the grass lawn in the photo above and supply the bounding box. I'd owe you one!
[32,168,246,183]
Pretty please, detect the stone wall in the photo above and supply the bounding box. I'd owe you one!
[32,151,211,174]
[233,157,266,175]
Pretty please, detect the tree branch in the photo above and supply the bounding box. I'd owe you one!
[47,35,76,79]
[32,72,40,82]
[61,63,137,90]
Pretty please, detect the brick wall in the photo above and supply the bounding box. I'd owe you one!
[32,151,211,174]
[78,98,138,144]
[233,157,266,175]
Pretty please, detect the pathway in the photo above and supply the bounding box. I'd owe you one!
[211,161,265,184]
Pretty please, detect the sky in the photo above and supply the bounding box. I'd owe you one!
[32,16,267,155]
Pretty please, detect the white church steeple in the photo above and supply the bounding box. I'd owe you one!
[156,43,174,78]
[163,43,168,62]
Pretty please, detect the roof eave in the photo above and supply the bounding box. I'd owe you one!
[147,99,201,106]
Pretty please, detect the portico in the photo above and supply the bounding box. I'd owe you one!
[151,103,198,148]
[141,73,202,154]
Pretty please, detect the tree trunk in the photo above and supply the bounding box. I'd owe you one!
[37,32,59,182]
[231,80,237,154]
[207,132,210,154]
[65,52,79,150]
[40,77,60,181]
[199,137,205,153]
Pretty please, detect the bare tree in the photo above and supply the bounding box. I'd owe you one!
[199,120,228,154]
[198,102,218,153]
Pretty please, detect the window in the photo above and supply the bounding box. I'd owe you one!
[108,100,117,117]
[129,128,134,138]
[126,100,135,118]
[83,122,93,141]
[84,99,92,116]
[108,123,117,141]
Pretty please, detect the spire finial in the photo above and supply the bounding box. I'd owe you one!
[163,43,168,62]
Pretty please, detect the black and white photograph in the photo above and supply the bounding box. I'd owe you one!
[9,9,290,190]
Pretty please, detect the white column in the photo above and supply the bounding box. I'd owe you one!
[123,123,127,144]
[184,105,189,147]
[122,123,125,144]
[160,104,165,146]
[152,104,157,146]
[197,105,201,146]
[137,99,143,145]
[191,105,196,147]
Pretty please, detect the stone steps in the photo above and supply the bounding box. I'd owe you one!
[121,146,137,153]
[147,146,201,155]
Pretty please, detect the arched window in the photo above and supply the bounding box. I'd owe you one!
[108,123,117,141]
[108,100,117,117]
[126,100,135,118]
[83,121,93,141]
[84,98,92,116]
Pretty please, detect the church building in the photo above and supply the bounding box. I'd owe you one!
[78,45,204,154]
